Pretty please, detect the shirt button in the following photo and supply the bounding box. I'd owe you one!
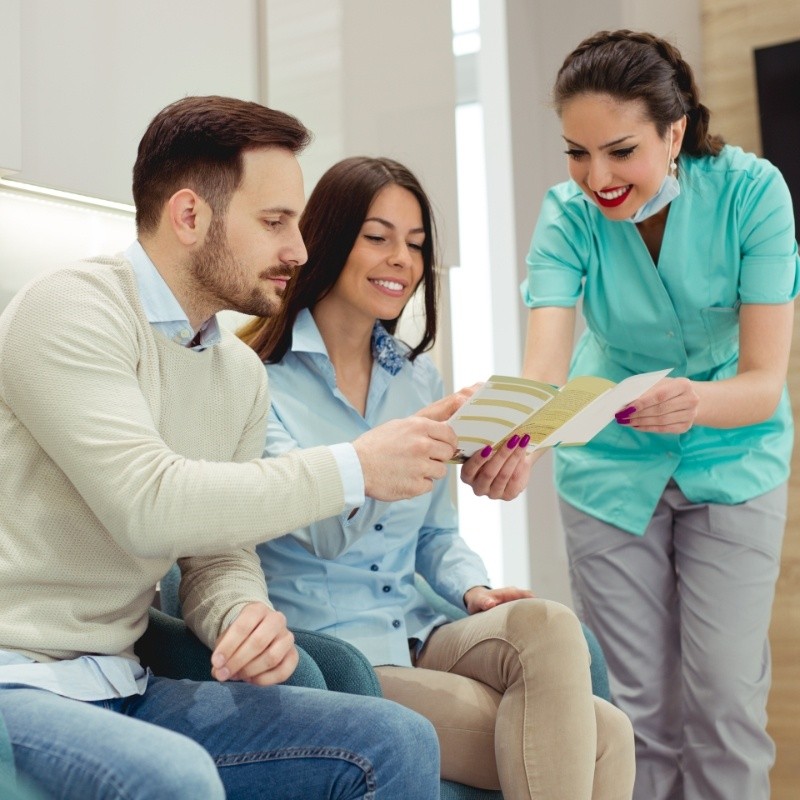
[374,524,383,531]
[666,331,675,338]
[382,585,391,593]
[392,619,401,629]
[370,564,379,572]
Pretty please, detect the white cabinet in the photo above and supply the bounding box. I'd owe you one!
[0,0,22,176]
[14,0,262,203]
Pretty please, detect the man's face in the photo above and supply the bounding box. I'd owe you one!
[190,147,307,318]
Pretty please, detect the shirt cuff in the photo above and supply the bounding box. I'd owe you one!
[329,442,365,511]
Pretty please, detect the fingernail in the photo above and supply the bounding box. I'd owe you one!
[217,667,230,681]
[211,653,225,668]
[480,445,493,458]
[615,406,636,420]
[518,433,530,448]
[616,418,631,425]
[507,435,520,449]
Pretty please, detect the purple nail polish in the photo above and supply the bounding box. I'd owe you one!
[480,445,493,458]
[615,406,636,420]
[519,433,530,448]
[507,435,520,449]
[617,417,631,425]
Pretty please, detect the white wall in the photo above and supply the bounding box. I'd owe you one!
[0,188,135,311]
[264,0,459,385]
[12,0,261,203]
[0,0,22,175]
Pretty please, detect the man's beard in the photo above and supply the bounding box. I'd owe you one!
[189,217,286,318]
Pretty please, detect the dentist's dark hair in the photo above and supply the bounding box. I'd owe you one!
[554,30,724,156]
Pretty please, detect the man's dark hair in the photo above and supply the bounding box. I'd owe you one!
[132,95,311,233]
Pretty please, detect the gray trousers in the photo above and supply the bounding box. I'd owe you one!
[560,480,786,800]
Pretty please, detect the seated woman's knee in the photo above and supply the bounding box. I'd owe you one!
[503,597,585,650]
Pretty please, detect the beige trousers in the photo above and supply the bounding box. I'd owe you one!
[376,599,634,800]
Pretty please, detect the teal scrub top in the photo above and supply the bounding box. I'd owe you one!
[521,146,800,535]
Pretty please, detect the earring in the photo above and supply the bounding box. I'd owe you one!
[670,157,678,176]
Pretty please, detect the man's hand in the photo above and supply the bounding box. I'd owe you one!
[463,585,535,614]
[414,384,480,422]
[211,602,298,686]
[353,416,458,501]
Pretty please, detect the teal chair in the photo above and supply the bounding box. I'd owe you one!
[0,709,50,799]
[158,565,611,800]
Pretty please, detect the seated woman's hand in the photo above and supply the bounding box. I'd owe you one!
[616,377,699,434]
[459,437,539,500]
[464,585,536,614]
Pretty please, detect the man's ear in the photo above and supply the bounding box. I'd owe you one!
[166,189,212,246]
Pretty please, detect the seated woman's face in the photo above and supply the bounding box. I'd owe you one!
[326,184,426,323]
[560,92,683,221]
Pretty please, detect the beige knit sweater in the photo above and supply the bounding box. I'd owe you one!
[0,258,345,663]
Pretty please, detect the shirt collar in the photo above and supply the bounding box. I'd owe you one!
[125,240,221,349]
[291,308,405,375]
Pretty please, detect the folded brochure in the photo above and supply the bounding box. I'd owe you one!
[448,368,672,462]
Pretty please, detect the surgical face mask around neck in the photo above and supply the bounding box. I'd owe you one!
[626,128,680,224]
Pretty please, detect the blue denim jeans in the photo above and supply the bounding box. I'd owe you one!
[0,675,440,799]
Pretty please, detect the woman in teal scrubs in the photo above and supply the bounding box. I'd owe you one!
[521,30,799,800]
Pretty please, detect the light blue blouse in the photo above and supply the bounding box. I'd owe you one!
[522,146,800,535]
[259,309,490,666]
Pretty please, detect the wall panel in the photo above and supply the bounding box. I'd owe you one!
[702,2,800,796]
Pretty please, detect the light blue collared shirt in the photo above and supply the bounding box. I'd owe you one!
[126,240,222,350]
[258,309,490,666]
[0,243,362,699]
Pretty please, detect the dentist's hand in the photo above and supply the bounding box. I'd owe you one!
[615,377,699,433]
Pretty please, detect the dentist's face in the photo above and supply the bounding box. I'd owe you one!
[561,93,684,221]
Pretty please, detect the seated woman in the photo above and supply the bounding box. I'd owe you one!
[239,156,634,799]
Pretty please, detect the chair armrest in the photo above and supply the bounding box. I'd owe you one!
[581,623,611,702]
[414,574,467,620]
[292,628,382,697]
[135,607,214,681]
[136,607,328,689]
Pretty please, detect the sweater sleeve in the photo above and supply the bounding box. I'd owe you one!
[0,268,346,562]
[177,373,273,648]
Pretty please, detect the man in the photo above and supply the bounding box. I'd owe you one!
[0,96,456,799]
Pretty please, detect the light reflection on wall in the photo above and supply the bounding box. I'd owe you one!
[0,187,249,333]
[449,101,504,585]
[0,187,135,312]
